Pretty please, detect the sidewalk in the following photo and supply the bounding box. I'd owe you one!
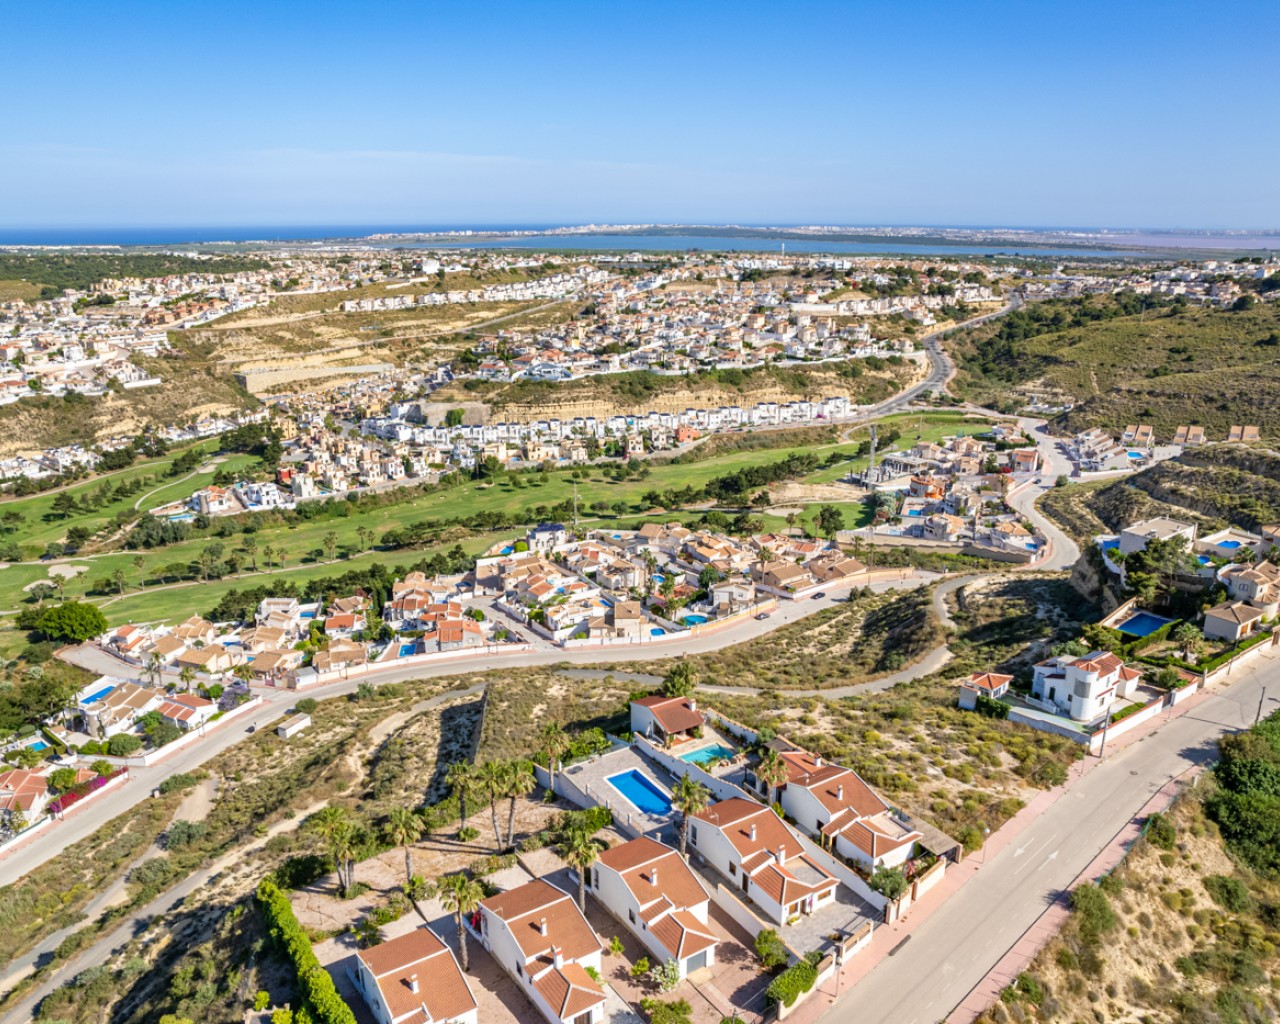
[784,645,1276,1024]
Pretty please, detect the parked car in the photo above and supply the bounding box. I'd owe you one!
[246,724,256,733]
[812,592,827,600]
[754,612,771,620]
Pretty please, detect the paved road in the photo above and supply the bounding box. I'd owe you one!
[825,644,1280,1024]
[9,572,936,890]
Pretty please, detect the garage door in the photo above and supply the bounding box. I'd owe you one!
[686,950,708,973]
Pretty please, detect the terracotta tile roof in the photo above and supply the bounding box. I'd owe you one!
[596,837,709,919]
[481,880,601,962]
[649,909,718,962]
[631,695,703,734]
[0,768,48,813]
[355,926,476,1024]
[965,672,1014,692]
[787,762,888,819]
[1074,651,1124,674]
[531,961,605,1021]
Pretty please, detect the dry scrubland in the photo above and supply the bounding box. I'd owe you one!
[976,794,1280,1024]
[950,298,1280,438]
[1041,445,1280,549]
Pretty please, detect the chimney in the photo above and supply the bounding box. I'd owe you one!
[837,784,844,801]
[552,946,564,969]
[749,823,757,841]
[538,917,548,936]
[650,868,659,886]
[688,698,697,711]
[815,755,823,768]
[776,845,786,863]
[408,974,419,994]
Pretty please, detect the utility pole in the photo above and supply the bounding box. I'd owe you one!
[1256,685,1268,726]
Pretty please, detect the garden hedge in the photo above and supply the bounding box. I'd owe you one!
[257,878,357,1024]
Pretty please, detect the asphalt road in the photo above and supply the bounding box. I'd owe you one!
[826,644,1280,1024]
[4,571,937,891]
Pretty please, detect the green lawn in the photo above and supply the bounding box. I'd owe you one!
[802,412,997,483]
[0,412,995,625]
[0,439,240,556]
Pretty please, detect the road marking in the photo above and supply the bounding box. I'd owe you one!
[1013,838,1053,873]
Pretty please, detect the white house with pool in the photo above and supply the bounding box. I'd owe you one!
[1031,650,1143,722]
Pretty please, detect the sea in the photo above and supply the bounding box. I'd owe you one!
[0,225,1274,259]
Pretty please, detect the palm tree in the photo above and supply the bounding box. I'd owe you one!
[559,826,604,912]
[242,535,257,571]
[479,761,508,849]
[144,652,164,688]
[232,662,254,687]
[755,749,790,804]
[178,665,196,693]
[505,759,537,849]
[323,531,339,563]
[278,549,289,571]
[446,761,476,838]
[133,554,146,589]
[642,550,657,598]
[671,775,710,858]
[438,873,484,971]
[262,544,275,572]
[1174,622,1205,662]
[541,722,570,793]
[384,808,425,885]
[111,567,128,594]
[309,807,362,895]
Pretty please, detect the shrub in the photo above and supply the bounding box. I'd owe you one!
[650,958,681,992]
[295,698,318,714]
[254,991,271,1012]
[754,928,789,971]
[639,997,693,1024]
[271,854,330,890]
[158,772,200,794]
[630,956,651,978]
[1145,812,1177,850]
[257,878,358,1024]
[163,819,207,849]
[107,733,143,756]
[766,956,819,1007]
[1202,875,1252,913]
[1070,883,1117,946]
[869,866,908,900]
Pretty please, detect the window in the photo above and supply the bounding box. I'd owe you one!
[690,825,698,846]
[515,961,523,977]
[629,908,636,924]
[592,869,599,889]
[573,1012,594,1024]
[729,863,736,876]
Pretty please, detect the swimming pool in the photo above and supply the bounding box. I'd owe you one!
[27,739,48,753]
[81,684,117,706]
[1116,611,1176,637]
[1101,539,1119,551]
[1127,451,1144,459]
[680,743,735,766]
[607,770,673,815]
[1216,540,1242,550]
[906,509,924,517]
[682,614,709,626]
[398,643,417,657]
[650,627,666,637]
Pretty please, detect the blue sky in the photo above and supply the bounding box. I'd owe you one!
[3,0,1276,229]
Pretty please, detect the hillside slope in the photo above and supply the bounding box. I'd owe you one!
[950,296,1280,438]
[1040,445,1280,545]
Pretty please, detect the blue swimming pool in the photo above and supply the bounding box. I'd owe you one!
[680,743,735,766]
[398,643,417,657]
[27,739,48,753]
[81,684,117,706]
[1101,538,1119,551]
[607,770,672,815]
[906,509,924,517]
[650,627,666,637]
[1127,451,1144,459]
[1217,540,1242,550]
[1116,611,1176,637]
[682,614,709,626]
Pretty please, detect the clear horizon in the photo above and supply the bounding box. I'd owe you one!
[4,0,1278,231]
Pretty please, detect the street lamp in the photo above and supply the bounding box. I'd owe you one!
[980,825,991,864]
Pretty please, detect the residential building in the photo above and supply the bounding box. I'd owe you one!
[1117,517,1197,557]
[630,695,704,746]
[476,879,606,1024]
[689,797,839,926]
[1031,651,1142,722]
[591,837,718,978]
[352,925,478,1024]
